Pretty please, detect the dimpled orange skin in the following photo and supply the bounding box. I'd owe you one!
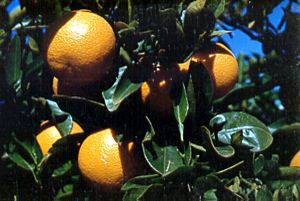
[191,42,238,98]
[290,151,300,167]
[43,10,116,86]
[141,62,190,116]
[36,121,84,155]
[78,128,136,191]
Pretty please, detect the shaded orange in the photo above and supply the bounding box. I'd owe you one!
[290,151,300,167]
[36,121,84,155]
[191,42,238,98]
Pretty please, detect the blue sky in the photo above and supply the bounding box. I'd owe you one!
[221,0,299,57]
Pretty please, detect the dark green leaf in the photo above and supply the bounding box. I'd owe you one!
[55,184,73,199]
[173,83,189,124]
[190,61,214,117]
[27,35,39,53]
[52,160,72,177]
[102,66,141,112]
[5,34,22,88]
[14,137,42,165]
[122,174,161,191]
[46,99,73,137]
[23,55,44,84]
[210,112,273,152]
[193,175,222,194]
[142,140,184,176]
[254,154,265,176]
[255,186,272,201]
[7,152,34,171]
[205,0,225,17]
[214,145,235,158]
[122,184,163,201]
[184,142,192,165]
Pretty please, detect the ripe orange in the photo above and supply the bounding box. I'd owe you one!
[36,121,84,155]
[140,62,189,116]
[290,151,300,167]
[78,128,137,191]
[43,10,116,86]
[191,42,238,98]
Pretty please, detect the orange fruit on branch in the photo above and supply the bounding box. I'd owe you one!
[36,120,84,155]
[290,151,300,167]
[191,42,239,98]
[78,128,138,191]
[140,62,189,117]
[43,10,116,86]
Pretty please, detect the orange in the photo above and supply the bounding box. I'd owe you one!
[140,62,189,116]
[78,128,137,191]
[43,10,116,86]
[52,76,100,100]
[36,121,84,155]
[191,42,238,98]
[290,151,300,167]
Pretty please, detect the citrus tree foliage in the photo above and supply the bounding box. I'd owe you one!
[0,0,300,200]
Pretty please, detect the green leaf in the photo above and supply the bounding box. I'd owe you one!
[210,112,273,152]
[0,29,7,46]
[184,142,192,165]
[102,66,142,112]
[255,186,272,201]
[205,0,225,17]
[202,126,235,159]
[55,184,73,199]
[173,83,189,124]
[193,175,222,195]
[203,189,218,201]
[122,174,161,191]
[46,99,73,137]
[209,30,232,38]
[27,35,39,53]
[123,184,163,201]
[5,34,22,88]
[254,154,265,176]
[190,61,214,117]
[142,137,184,176]
[52,160,72,177]
[7,151,34,171]
[23,55,44,84]
[14,137,42,165]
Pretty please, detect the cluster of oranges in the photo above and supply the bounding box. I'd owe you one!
[35,9,300,193]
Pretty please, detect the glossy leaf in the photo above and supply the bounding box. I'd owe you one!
[210,112,273,152]
[102,66,141,112]
[142,130,184,176]
[203,189,218,201]
[202,126,235,159]
[52,160,72,177]
[173,83,189,124]
[5,34,22,88]
[46,99,73,137]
